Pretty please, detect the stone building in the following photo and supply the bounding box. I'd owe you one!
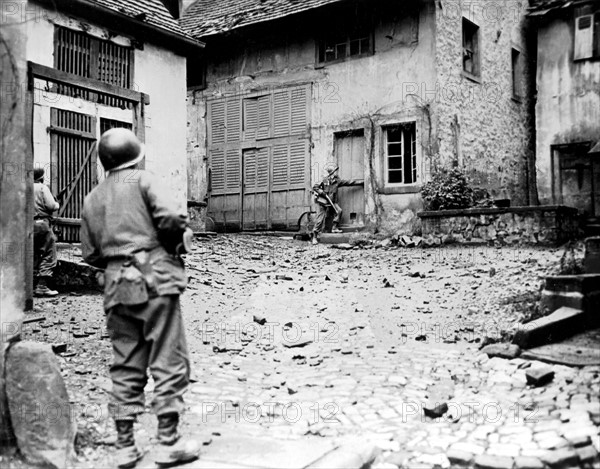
[23,0,203,241]
[183,0,536,233]
[529,0,600,225]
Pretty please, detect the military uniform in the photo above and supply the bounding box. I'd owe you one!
[81,169,189,420]
[312,173,352,239]
[33,172,59,296]
[80,128,199,468]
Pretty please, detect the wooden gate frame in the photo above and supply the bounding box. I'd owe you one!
[28,61,149,233]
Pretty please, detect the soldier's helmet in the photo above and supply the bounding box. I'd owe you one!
[98,128,145,171]
[33,168,45,182]
[324,162,338,179]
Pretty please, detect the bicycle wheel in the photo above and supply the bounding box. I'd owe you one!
[297,211,316,233]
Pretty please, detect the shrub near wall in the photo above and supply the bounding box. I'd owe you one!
[418,206,581,246]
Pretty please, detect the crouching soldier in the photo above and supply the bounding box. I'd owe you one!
[311,164,359,245]
[81,128,199,468]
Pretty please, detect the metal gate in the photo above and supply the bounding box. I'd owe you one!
[50,109,97,242]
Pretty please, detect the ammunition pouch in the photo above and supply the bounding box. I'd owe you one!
[107,249,162,306]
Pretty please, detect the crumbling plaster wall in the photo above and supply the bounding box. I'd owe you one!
[188,0,438,232]
[26,4,188,206]
[435,0,534,205]
[535,16,600,205]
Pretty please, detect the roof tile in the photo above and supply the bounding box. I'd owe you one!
[91,0,194,39]
[181,0,348,38]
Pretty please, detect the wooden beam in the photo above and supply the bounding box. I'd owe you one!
[28,62,150,105]
[47,126,96,140]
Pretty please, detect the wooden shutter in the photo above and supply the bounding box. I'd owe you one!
[226,98,241,143]
[575,15,594,60]
[243,98,259,140]
[256,147,269,188]
[257,95,271,139]
[273,90,291,138]
[272,144,289,188]
[209,100,226,145]
[210,148,226,193]
[225,148,241,191]
[290,87,308,135]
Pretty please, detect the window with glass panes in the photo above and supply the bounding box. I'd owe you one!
[385,123,417,185]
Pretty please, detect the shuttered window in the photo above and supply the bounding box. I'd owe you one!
[54,26,134,107]
[207,85,310,229]
[574,7,600,60]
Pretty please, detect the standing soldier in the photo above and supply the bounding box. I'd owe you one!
[33,168,59,297]
[80,128,199,468]
[311,163,358,245]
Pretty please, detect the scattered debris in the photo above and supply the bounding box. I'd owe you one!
[525,368,555,387]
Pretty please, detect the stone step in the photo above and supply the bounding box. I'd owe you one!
[318,233,352,244]
[584,237,600,274]
[513,307,594,349]
[540,274,600,315]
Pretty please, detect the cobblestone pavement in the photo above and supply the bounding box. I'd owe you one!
[18,236,600,468]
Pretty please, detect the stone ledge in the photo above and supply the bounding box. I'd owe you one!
[418,205,579,218]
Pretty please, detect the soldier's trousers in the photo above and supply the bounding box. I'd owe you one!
[106,295,190,420]
[313,203,342,235]
[33,219,57,278]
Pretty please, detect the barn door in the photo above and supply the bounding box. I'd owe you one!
[335,130,365,227]
[242,147,270,230]
[50,109,97,242]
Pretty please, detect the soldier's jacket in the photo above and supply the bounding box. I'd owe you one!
[312,175,351,205]
[34,182,59,218]
[81,169,188,310]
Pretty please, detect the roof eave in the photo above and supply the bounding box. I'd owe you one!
[35,0,205,55]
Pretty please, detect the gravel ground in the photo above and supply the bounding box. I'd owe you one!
[5,236,598,469]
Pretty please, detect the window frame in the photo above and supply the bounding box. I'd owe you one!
[382,121,420,191]
[53,25,134,90]
[511,47,523,102]
[315,4,374,66]
[573,8,600,62]
[462,17,481,81]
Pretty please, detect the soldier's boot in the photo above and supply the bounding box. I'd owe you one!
[331,223,342,233]
[34,278,58,297]
[155,413,200,467]
[311,233,319,245]
[114,420,144,469]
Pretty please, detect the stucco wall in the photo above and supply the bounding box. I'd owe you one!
[188,0,534,233]
[435,0,534,205]
[26,4,188,205]
[535,15,600,204]
[188,0,437,232]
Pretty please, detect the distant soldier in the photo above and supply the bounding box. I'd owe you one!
[311,163,358,244]
[33,168,59,297]
[81,128,198,468]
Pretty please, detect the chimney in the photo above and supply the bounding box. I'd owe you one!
[161,0,183,19]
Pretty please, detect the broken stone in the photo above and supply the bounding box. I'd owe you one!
[540,448,579,468]
[446,448,474,466]
[253,314,267,326]
[514,456,545,469]
[51,343,68,354]
[474,454,514,469]
[480,343,521,359]
[6,342,75,468]
[512,307,589,349]
[22,315,45,324]
[275,274,293,281]
[331,243,353,250]
[526,368,555,387]
[423,402,448,418]
[283,339,313,349]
